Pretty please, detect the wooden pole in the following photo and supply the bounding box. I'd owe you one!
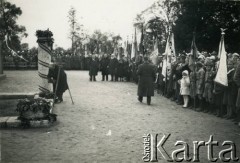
[0,39,3,75]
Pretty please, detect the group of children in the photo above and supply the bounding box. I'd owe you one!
[156,51,240,126]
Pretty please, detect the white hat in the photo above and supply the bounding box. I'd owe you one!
[182,70,189,76]
[209,56,216,60]
[233,53,240,57]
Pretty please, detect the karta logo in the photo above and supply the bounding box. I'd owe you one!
[142,133,239,162]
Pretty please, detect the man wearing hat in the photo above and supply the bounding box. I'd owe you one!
[48,62,69,103]
[137,56,156,105]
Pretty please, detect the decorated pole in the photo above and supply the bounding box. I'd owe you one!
[36,29,54,93]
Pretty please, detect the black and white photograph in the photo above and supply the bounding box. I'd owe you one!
[1,0,240,162]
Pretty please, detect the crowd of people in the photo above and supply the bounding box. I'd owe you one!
[87,53,140,82]
[85,50,240,127]
[155,51,240,127]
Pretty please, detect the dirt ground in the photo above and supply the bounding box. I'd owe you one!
[1,70,240,163]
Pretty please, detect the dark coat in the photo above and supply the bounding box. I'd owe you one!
[117,59,124,77]
[234,62,240,107]
[100,57,110,75]
[109,58,118,75]
[48,66,68,94]
[137,62,156,97]
[123,61,130,78]
[89,59,99,76]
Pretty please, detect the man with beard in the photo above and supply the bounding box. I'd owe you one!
[137,56,156,105]
[100,54,110,81]
[48,62,68,103]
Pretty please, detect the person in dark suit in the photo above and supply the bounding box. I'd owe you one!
[108,54,118,81]
[100,54,110,81]
[89,55,99,81]
[48,63,68,103]
[137,56,156,105]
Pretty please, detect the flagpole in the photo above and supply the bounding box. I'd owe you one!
[193,31,196,109]
[164,30,170,96]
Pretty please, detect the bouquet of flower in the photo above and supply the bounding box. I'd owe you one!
[16,98,55,121]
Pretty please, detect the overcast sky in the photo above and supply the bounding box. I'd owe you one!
[10,0,155,49]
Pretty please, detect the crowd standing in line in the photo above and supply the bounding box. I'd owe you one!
[85,50,240,127]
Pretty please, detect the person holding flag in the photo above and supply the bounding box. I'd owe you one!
[213,29,228,117]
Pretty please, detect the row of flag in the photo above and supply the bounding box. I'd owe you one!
[124,26,228,88]
[82,26,228,88]
[158,28,228,87]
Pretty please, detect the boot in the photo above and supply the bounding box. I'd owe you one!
[138,96,143,103]
[147,96,151,105]
[106,75,108,81]
[209,103,214,114]
[216,105,223,117]
[226,106,234,119]
[204,101,209,113]
[196,99,204,112]
[102,75,105,81]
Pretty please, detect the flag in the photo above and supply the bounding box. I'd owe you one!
[84,44,89,57]
[124,41,128,57]
[161,32,175,77]
[214,30,228,86]
[131,28,138,60]
[150,38,159,65]
[188,33,198,70]
[139,26,145,55]
[114,46,118,58]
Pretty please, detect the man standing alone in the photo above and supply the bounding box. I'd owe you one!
[48,63,68,103]
[137,56,156,105]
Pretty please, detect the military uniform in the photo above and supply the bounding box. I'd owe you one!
[203,69,215,103]
[196,67,205,96]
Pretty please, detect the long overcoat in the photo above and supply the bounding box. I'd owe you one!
[108,58,118,75]
[100,57,110,75]
[48,66,68,94]
[89,59,99,76]
[137,62,156,97]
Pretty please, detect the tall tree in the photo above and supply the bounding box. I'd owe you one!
[67,7,83,55]
[173,0,240,53]
[0,0,27,74]
[134,0,180,54]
